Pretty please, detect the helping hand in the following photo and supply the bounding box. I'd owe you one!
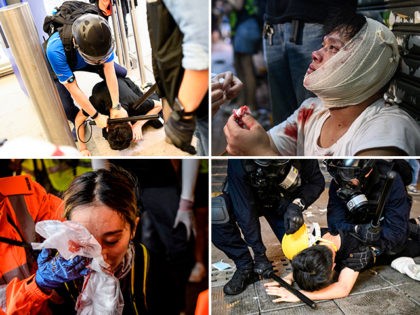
[284,203,304,235]
[35,248,91,291]
[94,113,108,129]
[173,198,196,240]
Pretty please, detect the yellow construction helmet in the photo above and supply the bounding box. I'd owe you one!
[281,223,321,260]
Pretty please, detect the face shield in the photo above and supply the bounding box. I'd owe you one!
[76,42,114,65]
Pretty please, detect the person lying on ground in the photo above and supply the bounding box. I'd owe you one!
[75,77,162,155]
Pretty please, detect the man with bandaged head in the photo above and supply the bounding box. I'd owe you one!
[224,13,420,156]
[212,159,324,295]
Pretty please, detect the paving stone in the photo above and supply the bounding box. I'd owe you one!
[335,287,420,315]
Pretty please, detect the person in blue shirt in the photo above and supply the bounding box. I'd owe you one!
[45,13,126,130]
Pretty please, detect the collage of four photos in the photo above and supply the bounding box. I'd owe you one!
[0,0,419,314]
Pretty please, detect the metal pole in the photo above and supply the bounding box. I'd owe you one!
[115,0,130,69]
[0,3,75,147]
[111,2,124,66]
[129,0,146,84]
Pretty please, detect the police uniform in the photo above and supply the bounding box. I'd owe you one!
[212,159,325,271]
[327,160,412,255]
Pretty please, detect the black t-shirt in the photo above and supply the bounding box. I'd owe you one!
[334,230,363,272]
[85,77,157,117]
[265,0,357,24]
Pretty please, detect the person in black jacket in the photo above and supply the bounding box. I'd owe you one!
[212,159,325,295]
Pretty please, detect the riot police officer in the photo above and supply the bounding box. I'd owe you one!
[325,159,413,269]
[212,159,325,295]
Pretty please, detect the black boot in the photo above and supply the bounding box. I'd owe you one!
[223,269,258,295]
[253,254,273,278]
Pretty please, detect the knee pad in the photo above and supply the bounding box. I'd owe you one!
[212,194,230,225]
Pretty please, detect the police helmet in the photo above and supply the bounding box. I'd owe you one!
[324,159,375,186]
[72,14,114,65]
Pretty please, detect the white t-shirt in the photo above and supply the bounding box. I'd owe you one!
[268,98,420,156]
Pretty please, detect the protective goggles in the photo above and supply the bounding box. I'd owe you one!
[77,42,114,65]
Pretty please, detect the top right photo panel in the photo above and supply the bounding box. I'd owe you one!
[211,0,420,156]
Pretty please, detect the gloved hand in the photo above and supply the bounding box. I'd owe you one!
[343,246,376,271]
[35,248,91,291]
[94,113,108,129]
[354,223,381,244]
[284,203,304,235]
[164,111,196,154]
[173,198,196,240]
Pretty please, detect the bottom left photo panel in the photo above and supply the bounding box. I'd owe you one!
[0,159,209,315]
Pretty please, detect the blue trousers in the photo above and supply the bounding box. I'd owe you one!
[263,22,323,124]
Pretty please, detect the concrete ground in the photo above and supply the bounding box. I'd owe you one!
[211,159,420,314]
[0,2,196,156]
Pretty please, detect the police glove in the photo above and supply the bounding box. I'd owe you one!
[343,246,376,271]
[354,223,381,244]
[35,248,91,291]
[165,110,197,155]
[94,113,108,129]
[173,198,196,240]
[284,203,304,235]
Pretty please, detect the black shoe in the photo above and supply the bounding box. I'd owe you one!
[253,255,273,278]
[223,269,257,295]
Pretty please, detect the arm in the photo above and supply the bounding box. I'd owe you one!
[74,111,91,156]
[178,69,209,113]
[226,0,244,10]
[265,268,359,302]
[103,61,120,118]
[131,100,162,142]
[296,160,326,207]
[64,80,108,128]
[5,275,53,314]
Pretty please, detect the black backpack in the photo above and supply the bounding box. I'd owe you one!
[42,1,103,68]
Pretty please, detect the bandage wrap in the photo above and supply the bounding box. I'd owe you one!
[304,18,400,108]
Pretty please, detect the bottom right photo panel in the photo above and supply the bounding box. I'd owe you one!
[211,159,420,314]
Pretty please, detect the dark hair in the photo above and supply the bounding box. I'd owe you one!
[324,11,366,42]
[107,123,133,150]
[292,245,334,291]
[63,165,138,232]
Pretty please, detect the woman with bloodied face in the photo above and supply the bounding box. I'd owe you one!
[32,165,154,314]
[223,13,420,156]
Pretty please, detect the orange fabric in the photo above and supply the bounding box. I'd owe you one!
[195,289,209,315]
[98,0,112,16]
[5,275,52,315]
[0,176,63,314]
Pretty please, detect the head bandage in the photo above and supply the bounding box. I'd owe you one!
[304,18,400,108]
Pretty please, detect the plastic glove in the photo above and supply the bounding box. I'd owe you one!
[173,198,196,240]
[284,203,304,235]
[354,223,381,244]
[35,248,91,291]
[94,113,108,129]
[343,246,376,271]
[164,111,196,154]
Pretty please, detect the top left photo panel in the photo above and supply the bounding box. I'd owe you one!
[0,0,209,157]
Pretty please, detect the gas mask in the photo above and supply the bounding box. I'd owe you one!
[243,160,302,208]
[325,159,375,219]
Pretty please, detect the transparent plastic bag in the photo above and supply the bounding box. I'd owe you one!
[32,220,124,314]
